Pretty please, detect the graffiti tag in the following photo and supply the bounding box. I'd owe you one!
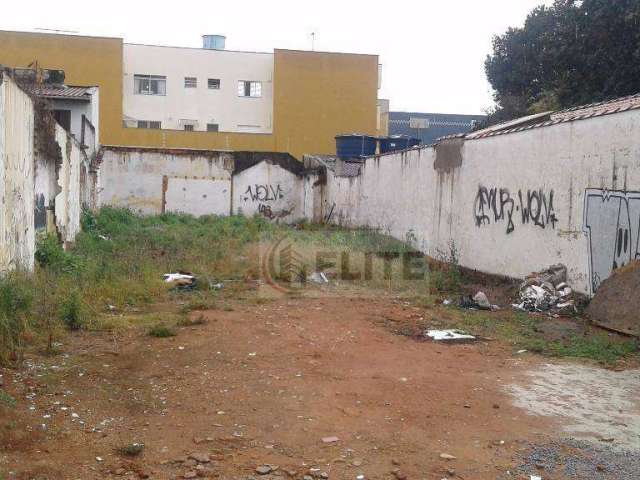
[243,184,284,203]
[584,189,640,292]
[474,186,558,234]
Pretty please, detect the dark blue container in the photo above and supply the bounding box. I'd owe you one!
[335,134,378,159]
[379,136,421,153]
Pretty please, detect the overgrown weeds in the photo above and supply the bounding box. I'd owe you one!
[148,324,176,338]
[0,207,277,364]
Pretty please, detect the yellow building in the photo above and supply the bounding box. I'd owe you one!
[0,30,379,159]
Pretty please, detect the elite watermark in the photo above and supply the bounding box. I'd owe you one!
[259,233,428,294]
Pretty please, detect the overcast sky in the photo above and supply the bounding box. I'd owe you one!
[2,0,550,115]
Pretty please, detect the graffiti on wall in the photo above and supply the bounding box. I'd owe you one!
[240,183,293,220]
[243,184,284,203]
[584,189,640,292]
[473,186,558,234]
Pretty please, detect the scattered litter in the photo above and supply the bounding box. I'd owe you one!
[256,465,273,475]
[459,292,500,311]
[530,476,542,480]
[309,271,329,284]
[98,234,110,241]
[442,299,453,306]
[439,453,457,460]
[426,329,476,343]
[163,271,197,290]
[516,349,528,354]
[322,436,340,444]
[473,291,491,309]
[512,264,577,315]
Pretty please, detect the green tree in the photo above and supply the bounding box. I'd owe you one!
[483,0,640,126]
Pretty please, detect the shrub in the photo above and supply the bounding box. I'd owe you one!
[35,234,81,273]
[0,276,33,363]
[59,291,85,331]
[148,324,176,338]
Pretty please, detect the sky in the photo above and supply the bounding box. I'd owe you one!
[1,0,550,115]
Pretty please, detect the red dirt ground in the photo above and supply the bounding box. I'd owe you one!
[1,294,557,480]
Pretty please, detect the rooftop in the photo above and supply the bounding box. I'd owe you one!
[30,85,94,101]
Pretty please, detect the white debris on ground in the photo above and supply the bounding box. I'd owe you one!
[163,272,197,289]
[513,264,576,315]
[425,329,476,342]
[309,271,329,284]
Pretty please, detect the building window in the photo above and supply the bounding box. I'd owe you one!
[208,78,220,89]
[134,74,166,95]
[238,80,262,97]
[137,120,161,129]
[184,77,197,88]
[184,124,195,132]
[206,123,219,132]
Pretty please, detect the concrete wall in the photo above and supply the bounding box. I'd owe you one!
[34,148,58,232]
[232,161,302,222]
[0,72,35,272]
[318,108,640,296]
[54,127,85,244]
[97,148,234,215]
[0,72,89,275]
[124,44,273,134]
[97,147,306,221]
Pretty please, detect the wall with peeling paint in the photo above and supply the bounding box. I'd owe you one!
[54,127,86,245]
[318,108,640,296]
[0,73,36,272]
[98,148,306,221]
[97,148,234,215]
[34,149,58,233]
[0,72,89,274]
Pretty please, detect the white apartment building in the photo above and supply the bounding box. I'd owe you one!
[123,36,274,134]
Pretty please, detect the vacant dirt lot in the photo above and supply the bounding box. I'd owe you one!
[2,285,640,480]
[0,291,561,479]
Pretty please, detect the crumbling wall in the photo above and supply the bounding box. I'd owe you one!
[97,147,234,216]
[97,147,307,220]
[0,73,36,272]
[316,108,640,296]
[54,127,84,244]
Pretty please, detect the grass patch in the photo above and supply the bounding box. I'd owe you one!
[148,324,176,338]
[0,390,16,409]
[522,334,639,365]
[433,307,639,366]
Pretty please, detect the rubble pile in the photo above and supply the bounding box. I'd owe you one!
[513,264,576,315]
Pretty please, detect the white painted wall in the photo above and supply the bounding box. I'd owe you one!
[54,127,84,245]
[34,149,58,232]
[0,74,35,272]
[97,149,233,215]
[123,44,273,134]
[232,161,303,222]
[165,177,230,216]
[318,109,640,296]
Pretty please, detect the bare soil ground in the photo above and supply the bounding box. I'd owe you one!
[1,287,638,480]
